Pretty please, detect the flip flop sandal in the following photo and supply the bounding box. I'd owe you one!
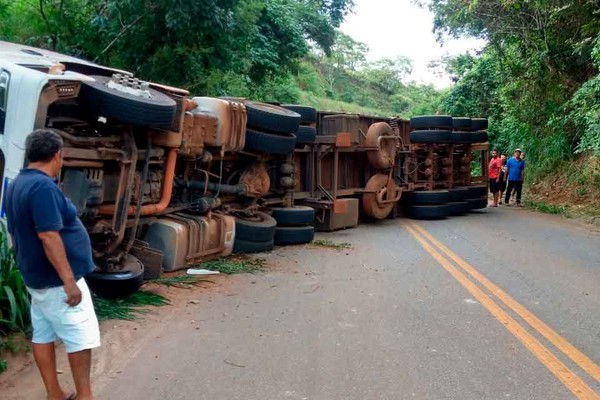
[65,392,77,400]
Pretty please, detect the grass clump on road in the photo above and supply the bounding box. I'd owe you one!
[93,291,169,321]
[153,275,211,288]
[309,239,352,250]
[200,257,267,275]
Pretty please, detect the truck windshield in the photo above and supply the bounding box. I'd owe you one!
[0,69,9,135]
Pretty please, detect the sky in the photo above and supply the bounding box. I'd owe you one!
[340,0,486,88]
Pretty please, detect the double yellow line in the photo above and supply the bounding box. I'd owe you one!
[405,222,600,400]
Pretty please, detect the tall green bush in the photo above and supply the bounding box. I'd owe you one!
[0,227,30,335]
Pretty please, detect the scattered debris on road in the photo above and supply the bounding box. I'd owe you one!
[308,239,353,250]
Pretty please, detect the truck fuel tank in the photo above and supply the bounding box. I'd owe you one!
[143,213,235,272]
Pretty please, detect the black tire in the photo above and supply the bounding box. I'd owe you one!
[406,190,450,205]
[453,117,472,130]
[233,238,274,254]
[79,76,177,130]
[281,104,317,124]
[466,185,487,198]
[467,198,488,210]
[449,187,470,201]
[245,129,297,155]
[274,226,315,245]
[410,116,453,130]
[271,206,315,226]
[86,255,144,299]
[410,130,453,144]
[471,118,488,131]
[408,204,450,219]
[235,212,277,242]
[452,131,473,143]
[246,101,301,134]
[448,201,469,215]
[296,126,317,143]
[472,131,489,143]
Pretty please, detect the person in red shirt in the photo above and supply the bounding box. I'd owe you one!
[488,149,503,207]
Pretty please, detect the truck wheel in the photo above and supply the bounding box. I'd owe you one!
[409,130,453,144]
[449,187,470,201]
[452,117,472,130]
[466,185,487,198]
[471,131,489,143]
[271,206,315,226]
[86,254,144,299]
[406,190,450,205]
[471,118,488,131]
[408,204,450,219]
[235,212,277,242]
[362,173,396,220]
[274,226,315,245]
[467,198,488,210]
[296,126,317,143]
[79,75,177,130]
[246,102,301,134]
[448,201,469,215]
[452,131,473,143]
[281,104,317,124]
[245,129,297,155]
[233,238,274,254]
[366,122,396,170]
[410,116,453,130]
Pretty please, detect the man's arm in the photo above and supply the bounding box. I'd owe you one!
[30,183,82,306]
[37,231,81,306]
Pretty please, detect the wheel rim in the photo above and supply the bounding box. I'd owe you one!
[362,173,396,219]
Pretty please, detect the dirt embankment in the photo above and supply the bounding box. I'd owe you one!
[526,155,600,225]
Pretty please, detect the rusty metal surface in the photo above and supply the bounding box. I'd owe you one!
[239,162,271,198]
[362,173,399,220]
[366,122,397,170]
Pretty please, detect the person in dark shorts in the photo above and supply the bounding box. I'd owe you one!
[488,149,502,207]
[5,129,99,400]
[498,153,508,204]
[504,148,526,206]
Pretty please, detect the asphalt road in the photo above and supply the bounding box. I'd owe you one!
[0,206,590,400]
[87,206,600,400]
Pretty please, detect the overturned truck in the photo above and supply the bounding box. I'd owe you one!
[0,42,489,298]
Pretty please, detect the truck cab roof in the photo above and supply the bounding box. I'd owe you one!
[0,41,131,77]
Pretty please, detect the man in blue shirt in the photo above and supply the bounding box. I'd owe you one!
[504,148,526,206]
[5,129,99,400]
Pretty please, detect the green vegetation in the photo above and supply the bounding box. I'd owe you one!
[153,275,211,288]
[0,229,30,336]
[428,0,600,192]
[525,201,567,216]
[200,257,267,275]
[309,239,352,250]
[93,291,169,321]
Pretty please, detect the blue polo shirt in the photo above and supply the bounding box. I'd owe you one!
[506,157,525,181]
[5,169,95,289]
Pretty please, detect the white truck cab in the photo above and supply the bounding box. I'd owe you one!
[0,41,130,215]
[0,42,239,298]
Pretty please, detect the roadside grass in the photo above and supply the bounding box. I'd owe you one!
[525,200,567,216]
[152,275,212,288]
[199,257,267,275]
[308,239,352,250]
[93,291,169,321]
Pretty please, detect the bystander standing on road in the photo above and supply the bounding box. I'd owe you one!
[498,153,508,204]
[4,129,100,400]
[504,149,526,206]
[488,149,503,207]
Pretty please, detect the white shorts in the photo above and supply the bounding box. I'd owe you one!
[27,278,101,353]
